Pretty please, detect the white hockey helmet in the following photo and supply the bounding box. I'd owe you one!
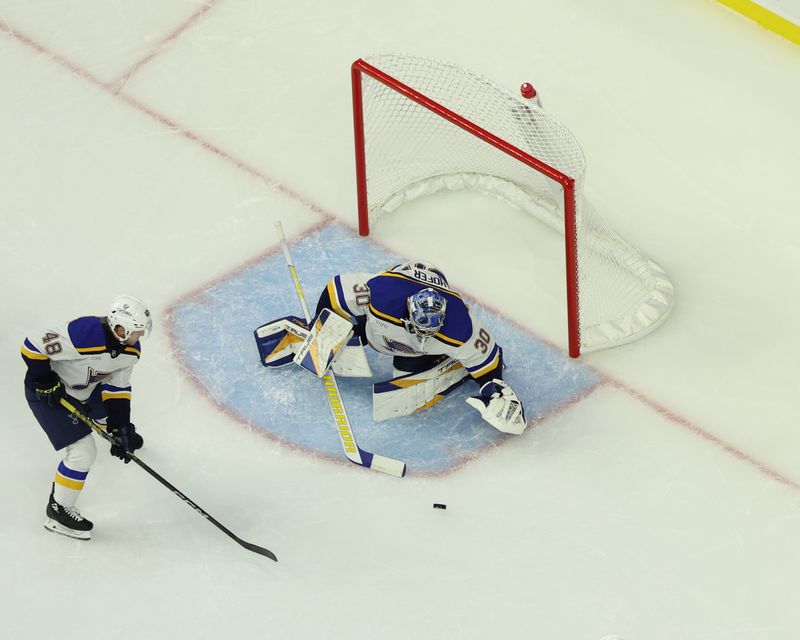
[107,294,153,342]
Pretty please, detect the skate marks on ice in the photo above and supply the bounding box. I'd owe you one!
[166,222,600,473]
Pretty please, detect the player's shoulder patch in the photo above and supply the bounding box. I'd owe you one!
[67,316,107,354]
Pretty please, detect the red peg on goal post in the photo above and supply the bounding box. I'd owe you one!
[520,82,537,100]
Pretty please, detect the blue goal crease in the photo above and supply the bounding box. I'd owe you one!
[168,221,600,473]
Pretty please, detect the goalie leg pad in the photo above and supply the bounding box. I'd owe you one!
[254,316,309,367]
[330,334,373,377]
[294,309,354,378]
[391,353,449,379]
[373,357,469,421]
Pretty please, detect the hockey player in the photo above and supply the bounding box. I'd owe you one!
[21,295,153,540]
[255,261,526,435]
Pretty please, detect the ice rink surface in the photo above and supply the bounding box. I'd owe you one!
[2,2,800,639]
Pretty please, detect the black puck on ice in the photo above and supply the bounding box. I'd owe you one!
[433,503,447,510]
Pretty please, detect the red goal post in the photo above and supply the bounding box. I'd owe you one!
[351,54,673,357]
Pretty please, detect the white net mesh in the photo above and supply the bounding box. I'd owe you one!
[356,54,673,353]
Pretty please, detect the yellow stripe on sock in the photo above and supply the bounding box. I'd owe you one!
[55,473,85,491]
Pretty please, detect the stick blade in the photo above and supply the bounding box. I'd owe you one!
[367,453,407,478]
[349,448,407,477]
[238,539,278,561]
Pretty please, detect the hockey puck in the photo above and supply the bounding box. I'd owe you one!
[433,503,447,510]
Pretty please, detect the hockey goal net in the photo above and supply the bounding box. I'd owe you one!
[351,54,673,357]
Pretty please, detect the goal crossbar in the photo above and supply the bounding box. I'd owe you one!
[350,54,673,357]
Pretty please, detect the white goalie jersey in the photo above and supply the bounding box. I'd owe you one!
[322,263,502,384]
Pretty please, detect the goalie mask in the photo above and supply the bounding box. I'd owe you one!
[406,288,446,339]
[108,294,153,343]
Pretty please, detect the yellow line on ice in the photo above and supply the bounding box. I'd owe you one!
[715,0,800,45]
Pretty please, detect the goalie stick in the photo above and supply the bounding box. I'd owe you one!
[60,398,278,562]
[274,221,406,478]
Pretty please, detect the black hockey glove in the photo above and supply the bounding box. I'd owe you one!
[107,423,139,463]
[127,424,144,452]
[33,374,66,408]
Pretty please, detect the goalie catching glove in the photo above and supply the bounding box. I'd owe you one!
[465,379,527,435]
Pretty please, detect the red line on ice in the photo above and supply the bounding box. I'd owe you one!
[1,19,796,489]
[110,1,225,93]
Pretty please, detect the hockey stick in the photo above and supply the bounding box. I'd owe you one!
[274,221,406,477]
[59,397,278,561]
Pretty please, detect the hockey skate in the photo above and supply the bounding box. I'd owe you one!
[44,484,93,540]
